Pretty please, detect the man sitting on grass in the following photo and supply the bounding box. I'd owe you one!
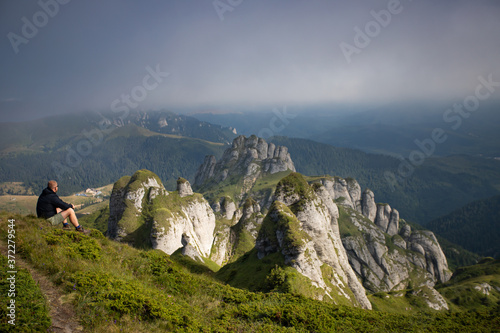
[36,180,89,234]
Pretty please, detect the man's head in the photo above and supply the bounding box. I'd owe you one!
[48,180,58,192]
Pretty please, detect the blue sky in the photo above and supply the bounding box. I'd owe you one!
[1,0,499,121]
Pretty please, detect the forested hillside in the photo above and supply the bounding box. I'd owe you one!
[0,126,226,195]
[427,195,500,258]
[0,111,234,195]
[269,137,500,225]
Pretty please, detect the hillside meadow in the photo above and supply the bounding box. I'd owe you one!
[0,211,499,332]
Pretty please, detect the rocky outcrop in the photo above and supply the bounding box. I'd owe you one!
[406,229,452,283]
[338,195,451,294]
[224,198,265,265]
[150,193,216,259]
[361,189,377,222]
[194,155,216,187]
[177,177,193,197]
[108,170,166,242]
[194,135,295,191]
[409,286,449,311]
[310,175,451,298]
[373,203,399,236]
[108,169,216,261]
[256,173,372,309]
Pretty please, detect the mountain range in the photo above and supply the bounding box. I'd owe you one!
[1,110,498,262]
[192,101,500,157]
[1,109,500,330]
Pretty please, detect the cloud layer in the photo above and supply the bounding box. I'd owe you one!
[1,0,499,121]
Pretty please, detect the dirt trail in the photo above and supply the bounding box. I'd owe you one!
[0,243,84,332]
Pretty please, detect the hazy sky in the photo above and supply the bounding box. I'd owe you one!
[1,0,499,121]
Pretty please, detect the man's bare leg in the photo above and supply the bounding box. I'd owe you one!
[60,208,80,228]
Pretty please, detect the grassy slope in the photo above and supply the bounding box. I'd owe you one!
[437,258,500,312]
[200,170,292,206]
[1,211,499,332]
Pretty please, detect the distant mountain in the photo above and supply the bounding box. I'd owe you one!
[0,110,234,195]
[269,137,500,226]
[0,110,236,156]
[426,195,500,258]
[192,102,500,157]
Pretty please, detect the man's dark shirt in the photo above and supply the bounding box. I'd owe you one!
[36,187,72,218]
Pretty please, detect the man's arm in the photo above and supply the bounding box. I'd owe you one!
[51,193,73,211]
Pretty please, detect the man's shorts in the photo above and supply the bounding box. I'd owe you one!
[47,212,65,226]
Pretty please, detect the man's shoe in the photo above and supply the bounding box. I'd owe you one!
[62,223,72,230]
[75,226,90,235]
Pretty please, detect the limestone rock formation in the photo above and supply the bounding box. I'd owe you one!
[308,175,451,299]
[194,155,216,187]
[337,187,451,293]
[361,189,377,222]
[256,173,372,309]
[194,135,295,191]
[150,193,216,260]
[108,170,166,242]
[108,169,216,261]
[105,136,454,312]
[177,177,193,197]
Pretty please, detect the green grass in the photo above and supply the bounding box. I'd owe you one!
[0,255,51,331]
[200,169,292,209]
[1,211,500,332]
[437,258,500,312]
[251,170,293,193]
[338,206,364,237]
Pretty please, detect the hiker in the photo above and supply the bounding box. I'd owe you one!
[36,180,88,233]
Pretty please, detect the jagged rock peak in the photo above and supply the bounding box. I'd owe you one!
[194,135,295,188]
[177,177,193,197]
[361,189,377,222]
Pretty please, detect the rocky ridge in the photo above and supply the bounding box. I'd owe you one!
[94,110,236,143]
[256,174,372,309]
[194,135,295,194]
[107,135,452,310]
